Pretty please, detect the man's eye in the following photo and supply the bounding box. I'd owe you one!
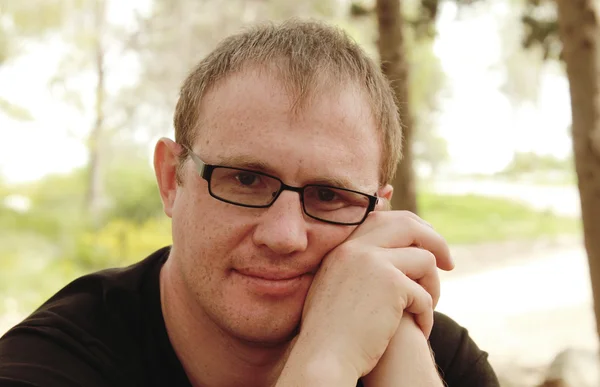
[317,189,337,202]
[236,173,258,186]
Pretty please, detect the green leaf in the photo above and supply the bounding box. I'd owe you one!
[0,97,33,121]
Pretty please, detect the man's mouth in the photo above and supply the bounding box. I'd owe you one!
[235,268,307,281]
[232,268,313,297]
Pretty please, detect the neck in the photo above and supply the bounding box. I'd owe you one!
[160,255,292,387]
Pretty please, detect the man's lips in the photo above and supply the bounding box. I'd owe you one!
[233,268,309,281]
[232,268,315,297]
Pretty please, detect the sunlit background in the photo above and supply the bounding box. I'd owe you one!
[0,0,595,386]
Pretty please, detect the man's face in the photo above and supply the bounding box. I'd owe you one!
[162,68,386,345]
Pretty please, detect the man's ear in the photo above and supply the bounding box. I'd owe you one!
[376,184,394,211]
[154,137,182,218]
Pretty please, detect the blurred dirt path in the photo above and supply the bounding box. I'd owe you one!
[438,236,597,386]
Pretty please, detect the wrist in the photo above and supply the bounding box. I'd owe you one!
[277,337,359,386]
[363,315,443,387]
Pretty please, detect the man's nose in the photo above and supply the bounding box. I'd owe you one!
[251,190,308,255]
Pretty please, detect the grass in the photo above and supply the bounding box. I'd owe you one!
[419,192,581,245]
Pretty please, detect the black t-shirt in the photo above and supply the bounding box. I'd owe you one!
[0,247,499,387]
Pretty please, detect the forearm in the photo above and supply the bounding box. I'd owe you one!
[276,341,359,387]
[363,316,444,387]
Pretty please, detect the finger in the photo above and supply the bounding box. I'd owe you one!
[371,209,433,229]
[399,274,434,338]
[394,210,434,229]
[349,211,454,271]
[384,247,441,307]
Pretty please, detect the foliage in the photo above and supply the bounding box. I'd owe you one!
[0,233,82,316]
[0,217,171,319]
[521,0,561,60]
[3,169,87,241]
[69,217,171,270]
[494,0,561,107]
[0,0,77,62]
[0,97,33,121]
[496,1,546,106]
[0,0,84,119]
[122,0,341,137]
[0,158,171,316]
[351,0,485,39]
[349,0,450,173]
[6,143,161,230]
[3,0,453,200]
[103,148,163,223]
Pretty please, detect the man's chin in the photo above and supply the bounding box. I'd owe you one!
[227,319,301,348]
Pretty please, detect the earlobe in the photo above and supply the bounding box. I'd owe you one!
[154,137,182,218]
[379,184,393,201]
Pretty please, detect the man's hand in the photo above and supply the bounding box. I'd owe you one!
[362,314,444,387]
[346,210,454,308]
[276,211,452,385]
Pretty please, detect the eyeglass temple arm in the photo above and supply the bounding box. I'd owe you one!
[183,145,206,175]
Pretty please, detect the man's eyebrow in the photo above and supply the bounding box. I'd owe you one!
[218,155,367,191]
[218,155,277,175]
[308,177,362,191]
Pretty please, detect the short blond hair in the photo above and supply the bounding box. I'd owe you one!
[174,19,402,185]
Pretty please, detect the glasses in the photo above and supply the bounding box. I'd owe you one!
[183,146,379,225]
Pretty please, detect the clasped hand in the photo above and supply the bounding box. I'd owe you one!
[279,210,453,385]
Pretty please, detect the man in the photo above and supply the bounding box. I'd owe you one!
[0,20,499,386]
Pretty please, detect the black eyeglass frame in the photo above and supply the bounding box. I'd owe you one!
[183,145,379,226]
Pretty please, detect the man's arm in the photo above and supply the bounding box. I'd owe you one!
[429,312,500,387]
[362,312,500,387]
[362,314,443,387]
[275,338,360,387]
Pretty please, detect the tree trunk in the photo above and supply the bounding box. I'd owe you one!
[556,0,600,344]
[85,0,106,225]
[376,0,418,213]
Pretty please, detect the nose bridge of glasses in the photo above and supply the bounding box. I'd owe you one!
[271,182,305,204]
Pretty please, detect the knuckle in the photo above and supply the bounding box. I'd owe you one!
[399,210,421,226]
[422,289,434,309]
[335,240,355,256]
[406,215,422,229]
[390,270,410,299]
[390,266,406,285]
[413,281,434,311]
[332,241,378,268]
[398,210,415,218]
[333,240,361,260]
[421,248,437,268]
[365,209,389,223]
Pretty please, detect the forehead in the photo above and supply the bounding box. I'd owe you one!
[195,68,382,190]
